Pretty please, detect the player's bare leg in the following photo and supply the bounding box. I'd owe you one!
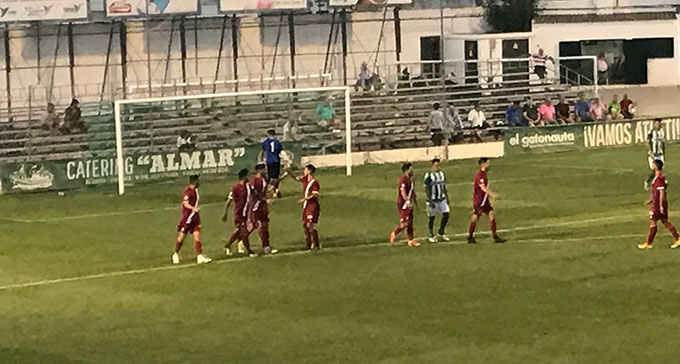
[172,232,186,264]
[639,220,658,250]
[192,230,211,264]
[309,222,320,250]
[662,219,680,248]
[489,212,506,243]
[467,213,479,244]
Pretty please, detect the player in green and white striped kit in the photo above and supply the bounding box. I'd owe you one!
[424,158,450,243]
[646,119,665,191]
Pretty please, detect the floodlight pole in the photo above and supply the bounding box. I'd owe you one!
[345,86,352,176]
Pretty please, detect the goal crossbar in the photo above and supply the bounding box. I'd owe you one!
[113,86,353,195]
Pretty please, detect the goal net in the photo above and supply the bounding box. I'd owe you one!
[113,86,352,195]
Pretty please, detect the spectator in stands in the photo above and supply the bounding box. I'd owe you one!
[61,99,86,134]
[445,104,464,143]
[531,48,553,81]
[608,94,624,120]
[177,130,196,152]
[555,95,574,124]
[597,52,609,85]
[428,102,446,146]
[620,93,636,119]
[589,96,608,121]
[521,97,540,126]
[467,103,487,129]
[355,62,380,92]
[315,100,336,128]
[283,117,300,141]
[574,94,592,122]
[43,102,61,136]
[505,101,523,127]
[538,98,556,126]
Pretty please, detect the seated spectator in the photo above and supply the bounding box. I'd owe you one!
[538,98,557,126]
[620,93,635,119]
[354,62,380,92]
[177,130,196,152]
[467,103,487,129]
[315,100,336,128]
[608,94,624,120]
[505,101,523,127]
[574,94,592,122]
[283,117,300,141]
[521,97,540,126]
[589,97,607,122]
[43,102,61,136]
[428,102,446,146]
[60,99,87,134]
[555,95,574,124]
[397,68,411,90]
[445,104,464,143]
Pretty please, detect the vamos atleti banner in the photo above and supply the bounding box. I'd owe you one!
[106,0,199,16]
[0,0,87,22]
[0,143,301,194]
[505,117,680,154]
[220,0,307,11]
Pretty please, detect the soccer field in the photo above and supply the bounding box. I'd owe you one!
[2,145,680,363]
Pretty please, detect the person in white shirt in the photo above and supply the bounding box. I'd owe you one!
[467,103,487,129]
[531,48,553,81]
[428,102,446,146]
[597,51,609,85]
[355,62,378,92]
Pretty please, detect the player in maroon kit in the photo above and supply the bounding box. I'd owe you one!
[298,164,321,250]
[467,158,506,244]
[222,169,256,257]
[639,160,680,249]
[172,175,212,264]
[389,162,421,247]
[250,164,278,255]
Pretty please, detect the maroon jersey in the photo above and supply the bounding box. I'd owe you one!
[651,174,668,214]
[250,175,268,212]
[178,186,200,232]
[473,170,489,207]
[397,175,414,210]
[301,175,320,206]
[230,182,251,223]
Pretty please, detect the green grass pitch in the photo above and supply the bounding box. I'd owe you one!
[2,145,680,363]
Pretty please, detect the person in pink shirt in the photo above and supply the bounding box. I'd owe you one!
[538,98,556,126]
[589,97,607,121]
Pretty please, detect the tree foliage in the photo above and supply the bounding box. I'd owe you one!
[483,0,539,33]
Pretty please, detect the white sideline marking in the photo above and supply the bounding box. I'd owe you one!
[0,212,644,292]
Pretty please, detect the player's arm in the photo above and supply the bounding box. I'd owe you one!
[479,183,497,198]
[183,199,199,213]
[444,184,450,204]
[423,175,433,207]
[660,188,666,213]
[221,192,233,222]
[648,133,654,157]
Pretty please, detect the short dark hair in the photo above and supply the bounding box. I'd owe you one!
[431,158,441,164]
[238,168,249,179]
[267,129,276,137]
[513,100,520,106]
[255,164,266,171]
[401,162,413,172]
[305,164,316,174]
[433,102,440,110]
[189,175,200,184]
[478,157,489,165]
[654,159,664,170]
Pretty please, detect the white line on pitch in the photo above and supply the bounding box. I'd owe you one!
[0,212,645,292]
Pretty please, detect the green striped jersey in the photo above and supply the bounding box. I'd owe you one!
[424,170,447,202]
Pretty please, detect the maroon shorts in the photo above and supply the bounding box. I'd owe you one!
[398,205,413,223]
[650,210,668,223]
[178,213,201,234]
[473,203,493,216]
[303,201,320,224]
[251,201,270,223]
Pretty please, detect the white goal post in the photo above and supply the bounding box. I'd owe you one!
[113,86,353,195]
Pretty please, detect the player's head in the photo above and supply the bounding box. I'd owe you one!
[267,129,276,137]
[433,102,440,111]
[189,174,200,188]
[254,164,266,176]
[653,159,664,172]
[431,158,441,171]
[478,157,490,170]
[304,164,316,176]
[654,119,662,131]
[402,162,413,177]
[238,168,249,181]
